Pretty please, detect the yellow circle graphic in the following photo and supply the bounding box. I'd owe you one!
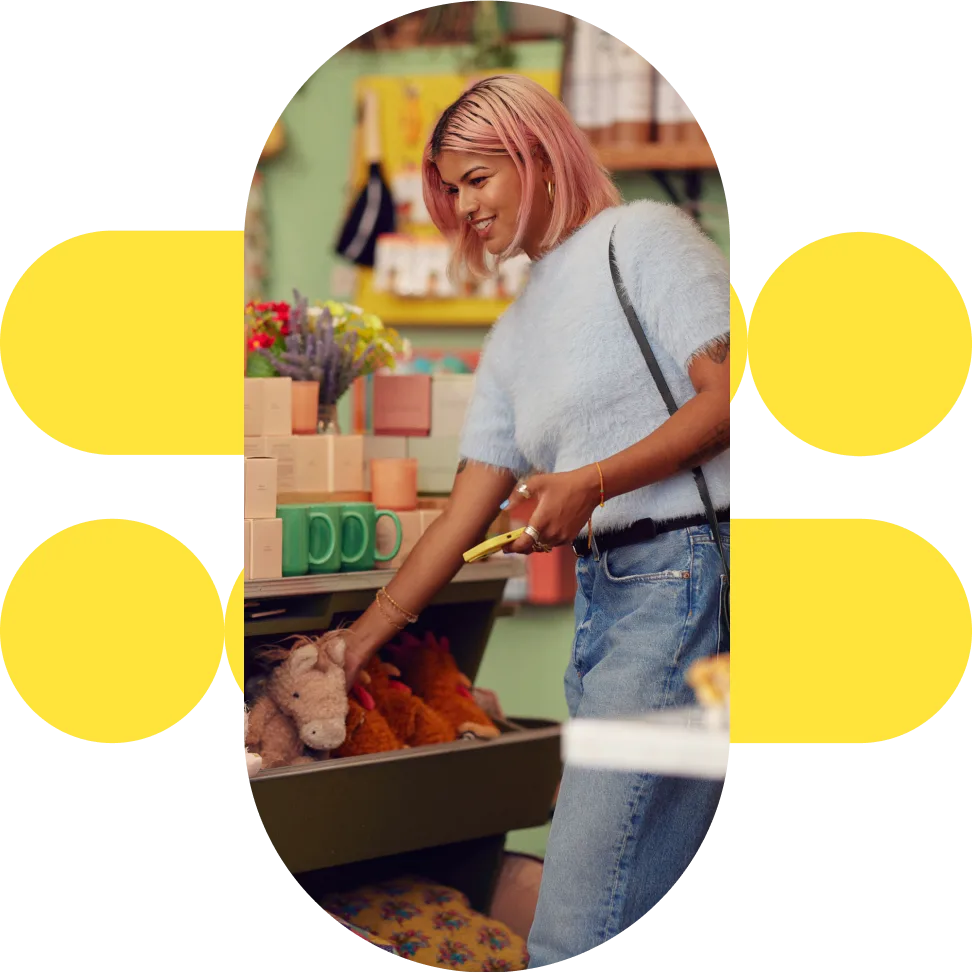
[225,571,245,692]
[749,233,971,455]
[729,283,747,401]
[1,520,224,742]
[732,519,971,742]
[0,231,241,455]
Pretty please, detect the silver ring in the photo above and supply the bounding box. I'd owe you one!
[524,525,541,543]
[517,483,532,499]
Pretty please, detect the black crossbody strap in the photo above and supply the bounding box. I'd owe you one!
[608,227,729,624]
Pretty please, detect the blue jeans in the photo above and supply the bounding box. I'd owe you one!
[526,523,729,968]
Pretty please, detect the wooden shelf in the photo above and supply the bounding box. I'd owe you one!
[596,141,717,172]
[244,557,524,600]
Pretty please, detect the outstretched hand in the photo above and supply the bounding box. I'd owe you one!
[503,468,601,555]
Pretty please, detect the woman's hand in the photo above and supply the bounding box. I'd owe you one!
[504,468,601,554]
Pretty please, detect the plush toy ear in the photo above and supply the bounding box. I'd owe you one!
[322,636,346,667]
[290,643,319,676]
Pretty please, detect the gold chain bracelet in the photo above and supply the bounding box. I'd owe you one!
[375,593,407,631]
[375,588,418,624]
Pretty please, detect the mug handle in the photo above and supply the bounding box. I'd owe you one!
[307,512,336,566]
[374,510,403,562]
[342,511,370,565]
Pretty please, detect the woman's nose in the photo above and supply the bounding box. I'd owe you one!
[457,188,477,220]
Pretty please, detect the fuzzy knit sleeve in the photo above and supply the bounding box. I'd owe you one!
[458,323,532,476]
[612,200,730,370]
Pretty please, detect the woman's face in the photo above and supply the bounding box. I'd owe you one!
[435,150,551,259]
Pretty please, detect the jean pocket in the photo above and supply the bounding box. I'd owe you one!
[602,533,691,584]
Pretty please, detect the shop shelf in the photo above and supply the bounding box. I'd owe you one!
[596,142,718,171]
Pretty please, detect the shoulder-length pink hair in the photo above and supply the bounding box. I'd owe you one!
[421,74,621,281]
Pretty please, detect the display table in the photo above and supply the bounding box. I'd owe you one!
[562,707,729,780]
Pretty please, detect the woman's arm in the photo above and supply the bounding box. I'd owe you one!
[342,460,517,684]
[506,340,730,552]
[598,339,730,500]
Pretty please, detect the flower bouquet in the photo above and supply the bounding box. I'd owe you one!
[252,290,405,432]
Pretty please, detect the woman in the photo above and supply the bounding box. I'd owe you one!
[338,75,729,967]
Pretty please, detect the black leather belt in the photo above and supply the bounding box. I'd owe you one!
[571,509,730,558]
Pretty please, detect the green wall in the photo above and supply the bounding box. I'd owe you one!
[259,40,728,859]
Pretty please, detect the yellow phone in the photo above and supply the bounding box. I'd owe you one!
[462,527,526,563]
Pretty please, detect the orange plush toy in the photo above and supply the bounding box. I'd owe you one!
[387,632,500,740]
[364,656,456,747]
[332,681,406,759]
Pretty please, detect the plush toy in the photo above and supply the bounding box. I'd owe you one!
[387,632,500,740]
[244,707,263,777]
[245,637,352,769]
[244,695,306,770]
[364,656,456,747]
[332,683,406,758]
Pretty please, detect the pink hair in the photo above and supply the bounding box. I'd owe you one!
[421,74,621,281]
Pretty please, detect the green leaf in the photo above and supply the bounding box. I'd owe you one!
[246,352,278,377]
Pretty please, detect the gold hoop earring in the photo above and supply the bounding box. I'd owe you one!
[546,180,555,204]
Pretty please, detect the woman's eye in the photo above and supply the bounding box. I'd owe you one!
[470,177,486,187]
[444,186,458,196]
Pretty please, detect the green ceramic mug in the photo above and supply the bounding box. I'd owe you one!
[340,502,403,572]
[276,504,310,577]
[307,503,342,574]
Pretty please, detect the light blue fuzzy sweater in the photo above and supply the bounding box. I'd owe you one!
[458,200,730,531]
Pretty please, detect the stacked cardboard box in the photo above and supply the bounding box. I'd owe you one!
[244,455,281,580]
[242,371,490,580]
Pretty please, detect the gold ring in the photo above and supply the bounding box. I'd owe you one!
[517,483,532,499]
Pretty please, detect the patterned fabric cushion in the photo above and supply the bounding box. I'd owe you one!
[321,910,402,959]
[322,876,529,970]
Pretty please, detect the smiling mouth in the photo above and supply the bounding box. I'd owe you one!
[472,217,495,233]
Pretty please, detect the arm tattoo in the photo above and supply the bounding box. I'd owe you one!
[456,458,468,475]
[704,336,730,365]
[679,419,729,471]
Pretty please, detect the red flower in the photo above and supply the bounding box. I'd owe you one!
[280,324,290,336]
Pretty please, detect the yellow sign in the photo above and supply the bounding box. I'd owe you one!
[351,69,560,326]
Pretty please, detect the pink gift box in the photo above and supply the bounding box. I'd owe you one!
[373,374,432,437]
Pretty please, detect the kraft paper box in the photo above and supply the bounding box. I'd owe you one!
[373,374,432,437]
[244,377,292,437]
[260,435,365,493]
[328,434,365,493]
[407,436,461,494]
[430,374,476,438]
[244,457,278,520]
[249,518,283,580]
[376,510,423,570]
[244,436,273,458]
[244,520,252,581]
[363,435,408,490]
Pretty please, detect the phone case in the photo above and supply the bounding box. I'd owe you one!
[462,527,526,563]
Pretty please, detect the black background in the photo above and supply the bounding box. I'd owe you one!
[0,4,972,964]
